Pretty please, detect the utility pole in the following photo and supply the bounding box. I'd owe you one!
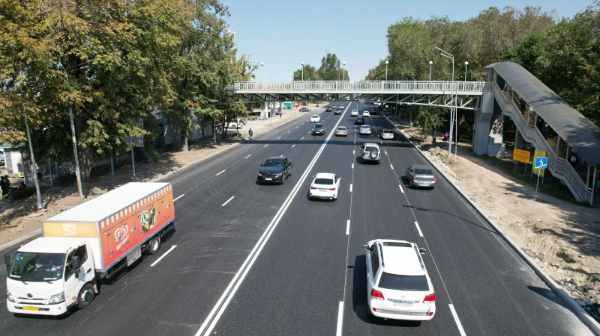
[20,86,43,209]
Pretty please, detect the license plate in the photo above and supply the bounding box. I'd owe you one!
[23,307,39,311]
[319,188,327,192]
[393,301,413,307]
[265,178,272,181]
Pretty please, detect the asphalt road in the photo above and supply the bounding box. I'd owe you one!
[0,102,593,336]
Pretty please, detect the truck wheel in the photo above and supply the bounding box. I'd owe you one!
[148,235,161,255]
[77,283,95,309]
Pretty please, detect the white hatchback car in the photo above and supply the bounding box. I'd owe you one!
[310,115,320,123]
[351,110,359,117]
[364,239,436,321]
[309,173,341,201]
[363,111,370,118]
[359,125,372,135]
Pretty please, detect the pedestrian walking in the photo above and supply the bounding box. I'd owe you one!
[411,76,415,90]
[570,154,577,168]
[443,132,449,142]
[249,128,254,141]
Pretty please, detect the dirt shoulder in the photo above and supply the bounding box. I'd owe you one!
[0,107,310,247]
[388,114,600,320]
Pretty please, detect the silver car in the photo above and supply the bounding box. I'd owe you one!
[405,165,436,189]
[361,143,381,164]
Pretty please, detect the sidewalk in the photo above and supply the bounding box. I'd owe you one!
[0,106,314,247]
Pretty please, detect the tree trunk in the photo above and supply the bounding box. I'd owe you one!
[432,127,437,144]
[181,114,189,151]
[74,114,92,183]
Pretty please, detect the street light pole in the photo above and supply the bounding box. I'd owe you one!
[342,61,346,81]
[464,61,468,81]
[436,47,455,159]
[301,61,304,81]
[385,60,389,81]
[429,61,433,81]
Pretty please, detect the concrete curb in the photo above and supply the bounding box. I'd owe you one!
[383,113,600,335]
[0,112,305,252]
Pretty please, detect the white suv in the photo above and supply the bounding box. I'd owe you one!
[364,239,436,321]
[309,173,341,201]
[351,110,359,117]
[361,143,380,163]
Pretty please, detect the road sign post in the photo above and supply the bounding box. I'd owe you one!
[534,157,548,198]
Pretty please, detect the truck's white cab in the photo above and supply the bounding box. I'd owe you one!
[6,238,96,315]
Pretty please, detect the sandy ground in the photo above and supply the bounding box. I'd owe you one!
[0,107,310,246]
[388,113,600,317]
[2,105,599,318]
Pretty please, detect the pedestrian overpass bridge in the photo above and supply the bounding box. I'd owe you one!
[228,63,600,205]
[228,80,490,110]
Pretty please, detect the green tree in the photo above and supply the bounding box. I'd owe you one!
[318,53,349,80]
[293,64,319,80]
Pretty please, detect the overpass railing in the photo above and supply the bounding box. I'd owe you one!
[229,81,492,93]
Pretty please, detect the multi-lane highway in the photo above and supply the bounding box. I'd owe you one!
[0,102,592,336]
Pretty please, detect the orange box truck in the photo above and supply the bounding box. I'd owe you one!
[5,182,175,315]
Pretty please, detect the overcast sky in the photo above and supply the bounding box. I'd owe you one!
[223,0,594,82]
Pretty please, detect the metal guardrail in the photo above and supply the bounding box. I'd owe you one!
[229,81,492,94]
[493,83,592,203]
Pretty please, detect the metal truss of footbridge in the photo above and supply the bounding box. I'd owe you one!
[227,81,492,110]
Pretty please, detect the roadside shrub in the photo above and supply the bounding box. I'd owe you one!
[9,186,35,200]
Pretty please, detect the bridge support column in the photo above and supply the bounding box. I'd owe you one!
[514,128,523,150]
[473,90,494,155]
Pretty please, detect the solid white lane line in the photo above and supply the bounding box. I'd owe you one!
[277,137,281,139]
[264,144,269,147]
[414,221,423,237]
[301,137,305,140]
[353,150,355,155]
[399,185,404,194]
[244,155,251,159]
[150,245,177,267]
[352,163,354,169]
[449,304,467,336]
[216,170,226,176]
[346,220,350,235]
[174,194,185,202]
[336,301,344,336]
[292,145,296,148]
[349,184,353,192]
[222,196,235,207]
[385,151,388,155]
[196,111,347,336]
[390,164,394,170]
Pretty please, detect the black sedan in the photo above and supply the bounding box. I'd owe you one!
[312,123,326,135]
[355,116,365,125]
[325,107,332,112]
[257,157,293,184]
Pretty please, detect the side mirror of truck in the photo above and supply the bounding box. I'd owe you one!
[72,255,81,270]
[4,253,11,270]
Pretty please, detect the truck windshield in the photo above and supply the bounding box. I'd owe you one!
[8,252,66,282]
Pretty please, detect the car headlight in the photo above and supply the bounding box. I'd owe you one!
[275,173,282,177]
[48,292,65,304]
[258,173,263,176]
[7,292,15,303]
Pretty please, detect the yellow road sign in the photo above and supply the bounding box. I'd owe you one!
[513,149,531,163]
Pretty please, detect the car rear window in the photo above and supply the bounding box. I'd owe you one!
[365,146,378,152]
[337,127,347,130]
[383,130,392,133]
[378,273,429,291]
[415,169,432,175]
[314,178,334,185]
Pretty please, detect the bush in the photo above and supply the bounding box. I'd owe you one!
[9,186,35,200]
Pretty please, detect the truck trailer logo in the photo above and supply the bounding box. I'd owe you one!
[114,224,130,250]
[141,206,157,232]
[63,224,78,236]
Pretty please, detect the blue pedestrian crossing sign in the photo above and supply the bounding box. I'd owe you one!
[535,157,548,169]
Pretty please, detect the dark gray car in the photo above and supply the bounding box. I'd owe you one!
[258,157,293,184]
[405,165,436,189]
[312,123,326,135]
